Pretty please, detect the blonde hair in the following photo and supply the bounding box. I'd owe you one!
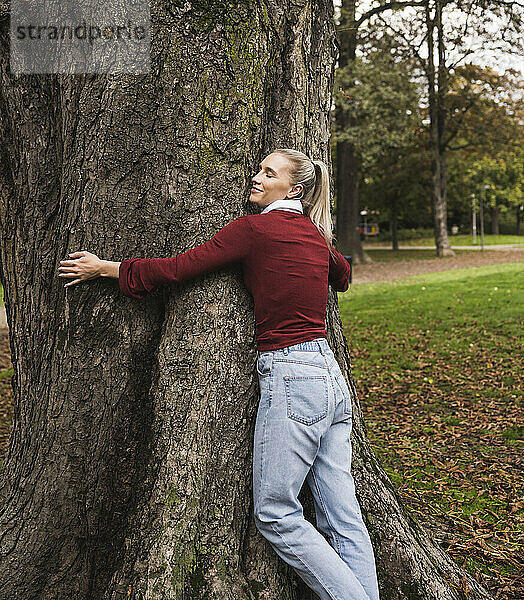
[272,148,337,257]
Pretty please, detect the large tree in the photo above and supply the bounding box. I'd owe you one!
[0,1,498,599]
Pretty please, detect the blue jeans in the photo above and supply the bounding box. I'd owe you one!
[253,337,380,600]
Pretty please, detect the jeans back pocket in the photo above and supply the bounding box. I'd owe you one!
[283,375,329,426]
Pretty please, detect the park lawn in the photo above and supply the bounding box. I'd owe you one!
[338,262,523,598]
[364,248,475,262]
[386,234,524,247]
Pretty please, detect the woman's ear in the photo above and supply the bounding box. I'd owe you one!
[288,184,303,199]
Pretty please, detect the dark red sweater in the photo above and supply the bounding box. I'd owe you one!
[119,209,351,351]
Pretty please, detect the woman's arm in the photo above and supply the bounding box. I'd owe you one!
[118,215,253,299]
[328,247,351,292]
[58,215,253,295]
[100,260,121,279]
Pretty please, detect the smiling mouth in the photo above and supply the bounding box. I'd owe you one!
[251,187,262,193]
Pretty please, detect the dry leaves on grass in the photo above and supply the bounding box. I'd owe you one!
[355,343,523,600]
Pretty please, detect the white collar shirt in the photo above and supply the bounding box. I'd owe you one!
[260,198,304,215]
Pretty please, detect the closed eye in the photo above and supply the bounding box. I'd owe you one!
[259,164,277,178]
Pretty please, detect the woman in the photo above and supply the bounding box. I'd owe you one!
[57,148,380,600]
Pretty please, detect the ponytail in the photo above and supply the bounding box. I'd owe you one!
[308,160,336,256]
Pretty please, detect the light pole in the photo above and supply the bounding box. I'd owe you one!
[480,185,490,252]
[471,194,477,245]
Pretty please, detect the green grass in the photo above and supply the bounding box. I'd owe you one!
[342,264,523,365]
[502,425,524,440]
[338,262,524,594]
[0,368,13,379]
[365,234,524,247]
[341,263,524,390]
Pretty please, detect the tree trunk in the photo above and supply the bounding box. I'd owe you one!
[334,0,371,265]
[391,196,399,251]
[0,1,494,599]
[490,205,499,235]
[517,206,521,236]
[336,140,368,263]
[426,0,454,258]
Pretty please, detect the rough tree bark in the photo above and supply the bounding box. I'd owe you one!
[0,1,494,599]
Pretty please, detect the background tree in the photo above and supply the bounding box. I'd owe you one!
[334,37,421,250]
[445,64,523,157]
[0,1,500,599]
[334,0,431,264]
[371,0,523,254]
[448,151,524,234]
[445,64,524,234]
[357,62,524,241]
[361,134,434,247]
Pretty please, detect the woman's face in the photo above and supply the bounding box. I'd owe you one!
[249,153,300,209]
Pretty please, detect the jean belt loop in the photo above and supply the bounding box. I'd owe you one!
[318,339,326,357]
[283,346,289,356]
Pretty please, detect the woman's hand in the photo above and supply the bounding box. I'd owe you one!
[58,251,103,288]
